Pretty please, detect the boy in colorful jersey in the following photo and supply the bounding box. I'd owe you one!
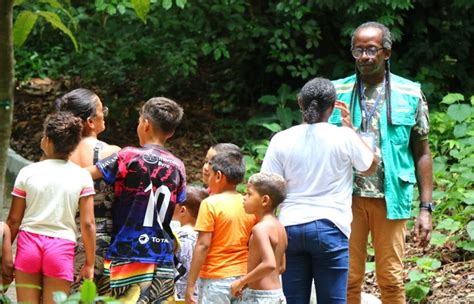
[185,149,257,304]
[89,97,186,303]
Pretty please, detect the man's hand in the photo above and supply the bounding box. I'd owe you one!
[185,285,197,304]
[335,100,354,129]
[414,210,432,247]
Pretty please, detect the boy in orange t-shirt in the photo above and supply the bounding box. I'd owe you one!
[185,149,257,304]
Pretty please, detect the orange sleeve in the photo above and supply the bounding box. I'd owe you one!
[194,199,215,232]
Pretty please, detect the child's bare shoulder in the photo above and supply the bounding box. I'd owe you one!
[253,215,283,233]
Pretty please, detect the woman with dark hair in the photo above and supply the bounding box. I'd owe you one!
[261,77,378,303]
[55,88,120,295]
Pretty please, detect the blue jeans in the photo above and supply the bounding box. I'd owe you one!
[283,219,349,304]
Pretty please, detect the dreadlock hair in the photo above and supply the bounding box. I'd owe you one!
[350,21,393,126]
[298,78,337,124]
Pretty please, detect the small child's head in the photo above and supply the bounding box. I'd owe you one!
[41,112,83,159]
[173,186,208,226]
[202,143,241,184]
[243,172,286,215]
[207,150,245,193]
[137,97,184,145]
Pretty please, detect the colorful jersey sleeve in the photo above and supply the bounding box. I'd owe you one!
[96,152,121,185]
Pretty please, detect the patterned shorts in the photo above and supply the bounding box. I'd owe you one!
[105,260,175,303]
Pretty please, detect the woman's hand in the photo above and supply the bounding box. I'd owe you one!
[335,101,354,129]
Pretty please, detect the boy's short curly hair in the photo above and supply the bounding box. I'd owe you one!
[183,186,208,218]
[43,112,83,157]
[248,172,286,210]
[141,97,184,134]
[209,149,245,184]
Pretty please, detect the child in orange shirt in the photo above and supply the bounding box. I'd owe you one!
[230,172,288,303]
[185,149,257,303]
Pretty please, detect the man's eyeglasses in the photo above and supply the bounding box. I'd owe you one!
[351,47,384,59]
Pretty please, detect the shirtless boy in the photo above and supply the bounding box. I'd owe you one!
[231,172,288,303]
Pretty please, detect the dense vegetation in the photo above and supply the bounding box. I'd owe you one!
[4,0,473,302]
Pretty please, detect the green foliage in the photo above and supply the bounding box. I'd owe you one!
[13,11,39,47]
[405,257,442,302]
[405,93,473,302]
[131,0,151,22]
[242,83,300,177]
[13,1,78,50]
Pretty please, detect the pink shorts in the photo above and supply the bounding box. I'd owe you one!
[14,230,75,281]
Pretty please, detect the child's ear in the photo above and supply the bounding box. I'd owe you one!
[262,194,271,207]
[215,170,223,182]
[144,118,151,131]
[180,205,187,214]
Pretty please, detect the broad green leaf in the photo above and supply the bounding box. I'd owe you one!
[441,93,464,105]
[258,95,278,105]
[131,0,151,23]
[467,221,474,240]
[405,281,430,301]
[460,240,474,251]
[261,123,281,133]
[408,270,426,282]
[416,257,441,270]
[80,279,97,303]
[13,11,38,48]
[453,123,468,138]
[176,0,187,9]
[106,5,117,15]
[213,48,222,60]
[365,261,375,273]
[276,106,293,129]
[465,191,474,205]
[436,218,462,233]
[447,104,472,122]
[430,231,447,246]
[201,43,213,55]
[432,190,446,201]
[37,11,78,51]
[117,3,127,14]
[162,0,172,10]
[40,0,77,30]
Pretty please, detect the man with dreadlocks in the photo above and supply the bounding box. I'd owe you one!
[329,21,433,303]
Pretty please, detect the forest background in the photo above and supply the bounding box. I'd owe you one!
[0,0,473,303]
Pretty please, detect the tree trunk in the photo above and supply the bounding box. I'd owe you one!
[0,0,14,210]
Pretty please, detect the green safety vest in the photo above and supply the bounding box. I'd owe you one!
[329,73,421,219]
